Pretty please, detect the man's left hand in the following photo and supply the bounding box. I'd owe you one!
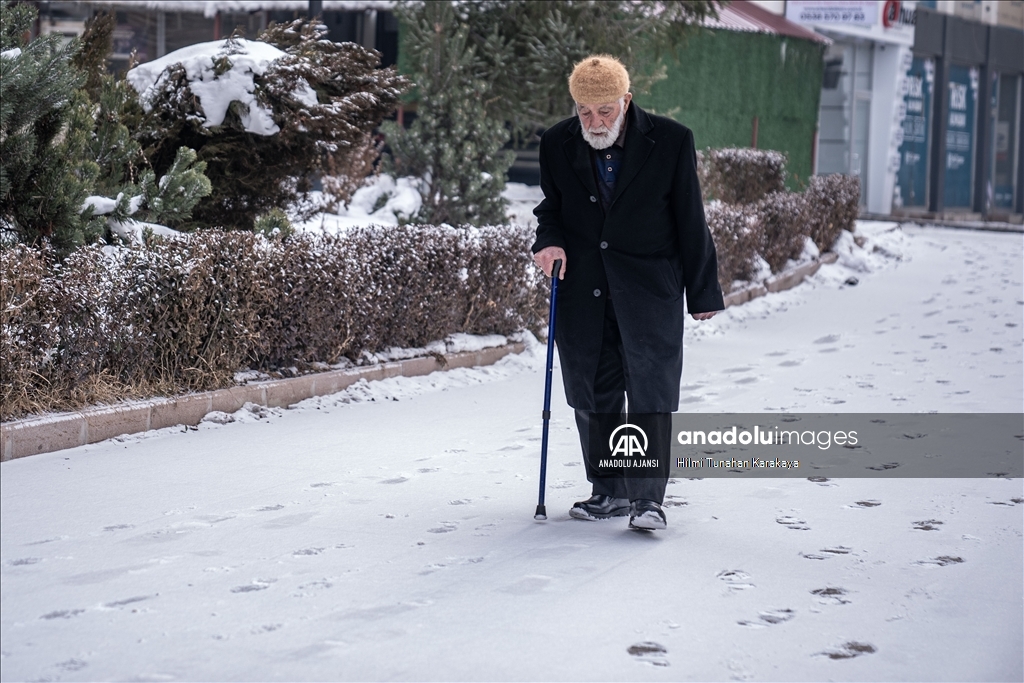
[691,311,720,321]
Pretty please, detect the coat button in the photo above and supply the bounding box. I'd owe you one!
[600,241,608,249]
[593,288,602,297]
[589,195,597,203]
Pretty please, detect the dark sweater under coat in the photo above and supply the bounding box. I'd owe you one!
[531,103,724,412]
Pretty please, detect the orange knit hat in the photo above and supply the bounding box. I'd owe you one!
[568,55,630,104]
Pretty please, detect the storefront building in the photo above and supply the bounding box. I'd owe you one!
[897,3,1023,219]
[785,0,917,215]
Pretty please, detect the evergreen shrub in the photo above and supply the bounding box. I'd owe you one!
[1,226,546,419]
[130,20,408,230]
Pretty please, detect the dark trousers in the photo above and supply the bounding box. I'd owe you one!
[574,299,669,504]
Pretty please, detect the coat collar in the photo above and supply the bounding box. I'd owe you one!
[563,103,656,209]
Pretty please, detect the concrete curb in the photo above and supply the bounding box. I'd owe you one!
[723,252,837,308]
[1,343,525,462]
[860,212,1024,233]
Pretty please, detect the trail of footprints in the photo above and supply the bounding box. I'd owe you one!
[640,479,983,669]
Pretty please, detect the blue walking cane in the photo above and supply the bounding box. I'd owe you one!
[535,259,562,520]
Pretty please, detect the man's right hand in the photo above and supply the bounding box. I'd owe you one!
[533,246,567,279]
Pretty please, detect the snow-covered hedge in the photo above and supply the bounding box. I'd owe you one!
[0,226,546,419]
[704,172,860,291]
[699,148,788,205]
[805,173,861,253]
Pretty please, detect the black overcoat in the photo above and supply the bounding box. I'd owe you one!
[531,103,724,412]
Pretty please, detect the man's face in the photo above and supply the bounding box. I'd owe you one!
[576,93,631,150]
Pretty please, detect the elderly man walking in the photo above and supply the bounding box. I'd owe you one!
[532,55,723,530]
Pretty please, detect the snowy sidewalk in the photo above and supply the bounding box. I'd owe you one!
[1,224,1021,682]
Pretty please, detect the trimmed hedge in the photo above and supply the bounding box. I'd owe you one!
[700,147,860,290]
[805,173,861,252]
[700,148,787,204]
[706,201,761,288]
[1,226,546,420]
[757,191,810,273]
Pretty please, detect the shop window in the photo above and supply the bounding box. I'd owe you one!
[991,74,1021,211]
[895,57,934,209]
[943,65,979,209]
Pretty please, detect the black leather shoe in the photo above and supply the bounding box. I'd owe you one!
[569,494,630,520]
[629,500,667,530]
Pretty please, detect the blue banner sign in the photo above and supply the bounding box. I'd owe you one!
[895,57,933,208]
[943,65,978,208]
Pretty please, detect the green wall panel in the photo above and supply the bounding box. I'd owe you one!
[634,29,825,188]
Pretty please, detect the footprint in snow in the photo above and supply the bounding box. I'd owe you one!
[104,595,153,608]
[8,557,42,566]
[380,477,409,484]
[40,609,86,620]
[814,334,841,344]
[738,608,795,628]
[821,545,853,555]
[448,499,472,505]
[914,555,964,567]
[816,642,876,660]
[256,505,285,512]
[103,524,134,531]
[427,522,458,533]
[54,659,88,672]
[811,587,851,605]
[293,547,326,556]
[846,500,881,508]
[912,519,943,531]
[231,581,273,593]
[717,569,755,592]
[801,545,853,560]
[779,359,803,367]
[776,515,810,530]
[627,642,669,667]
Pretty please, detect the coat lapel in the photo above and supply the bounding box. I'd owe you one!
[563,120,599,200]
[609,105,655,208]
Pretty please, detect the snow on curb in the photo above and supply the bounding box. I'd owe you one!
[0,344,525,461]
[723,252,838,307]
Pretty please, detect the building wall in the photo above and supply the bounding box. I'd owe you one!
[633,29,826,187]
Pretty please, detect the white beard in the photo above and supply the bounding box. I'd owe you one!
[581,104,627,150]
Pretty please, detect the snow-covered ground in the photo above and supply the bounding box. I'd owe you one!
[1,223,1021,682]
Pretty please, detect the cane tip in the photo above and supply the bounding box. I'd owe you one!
[534,504,547,520]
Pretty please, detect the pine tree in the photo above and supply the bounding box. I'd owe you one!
[382,1,514,226]
[75,12,211,232]
[458,0,721,146]
[0,4,210,249]
[132,20,407,230]
[0,1,103,250]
